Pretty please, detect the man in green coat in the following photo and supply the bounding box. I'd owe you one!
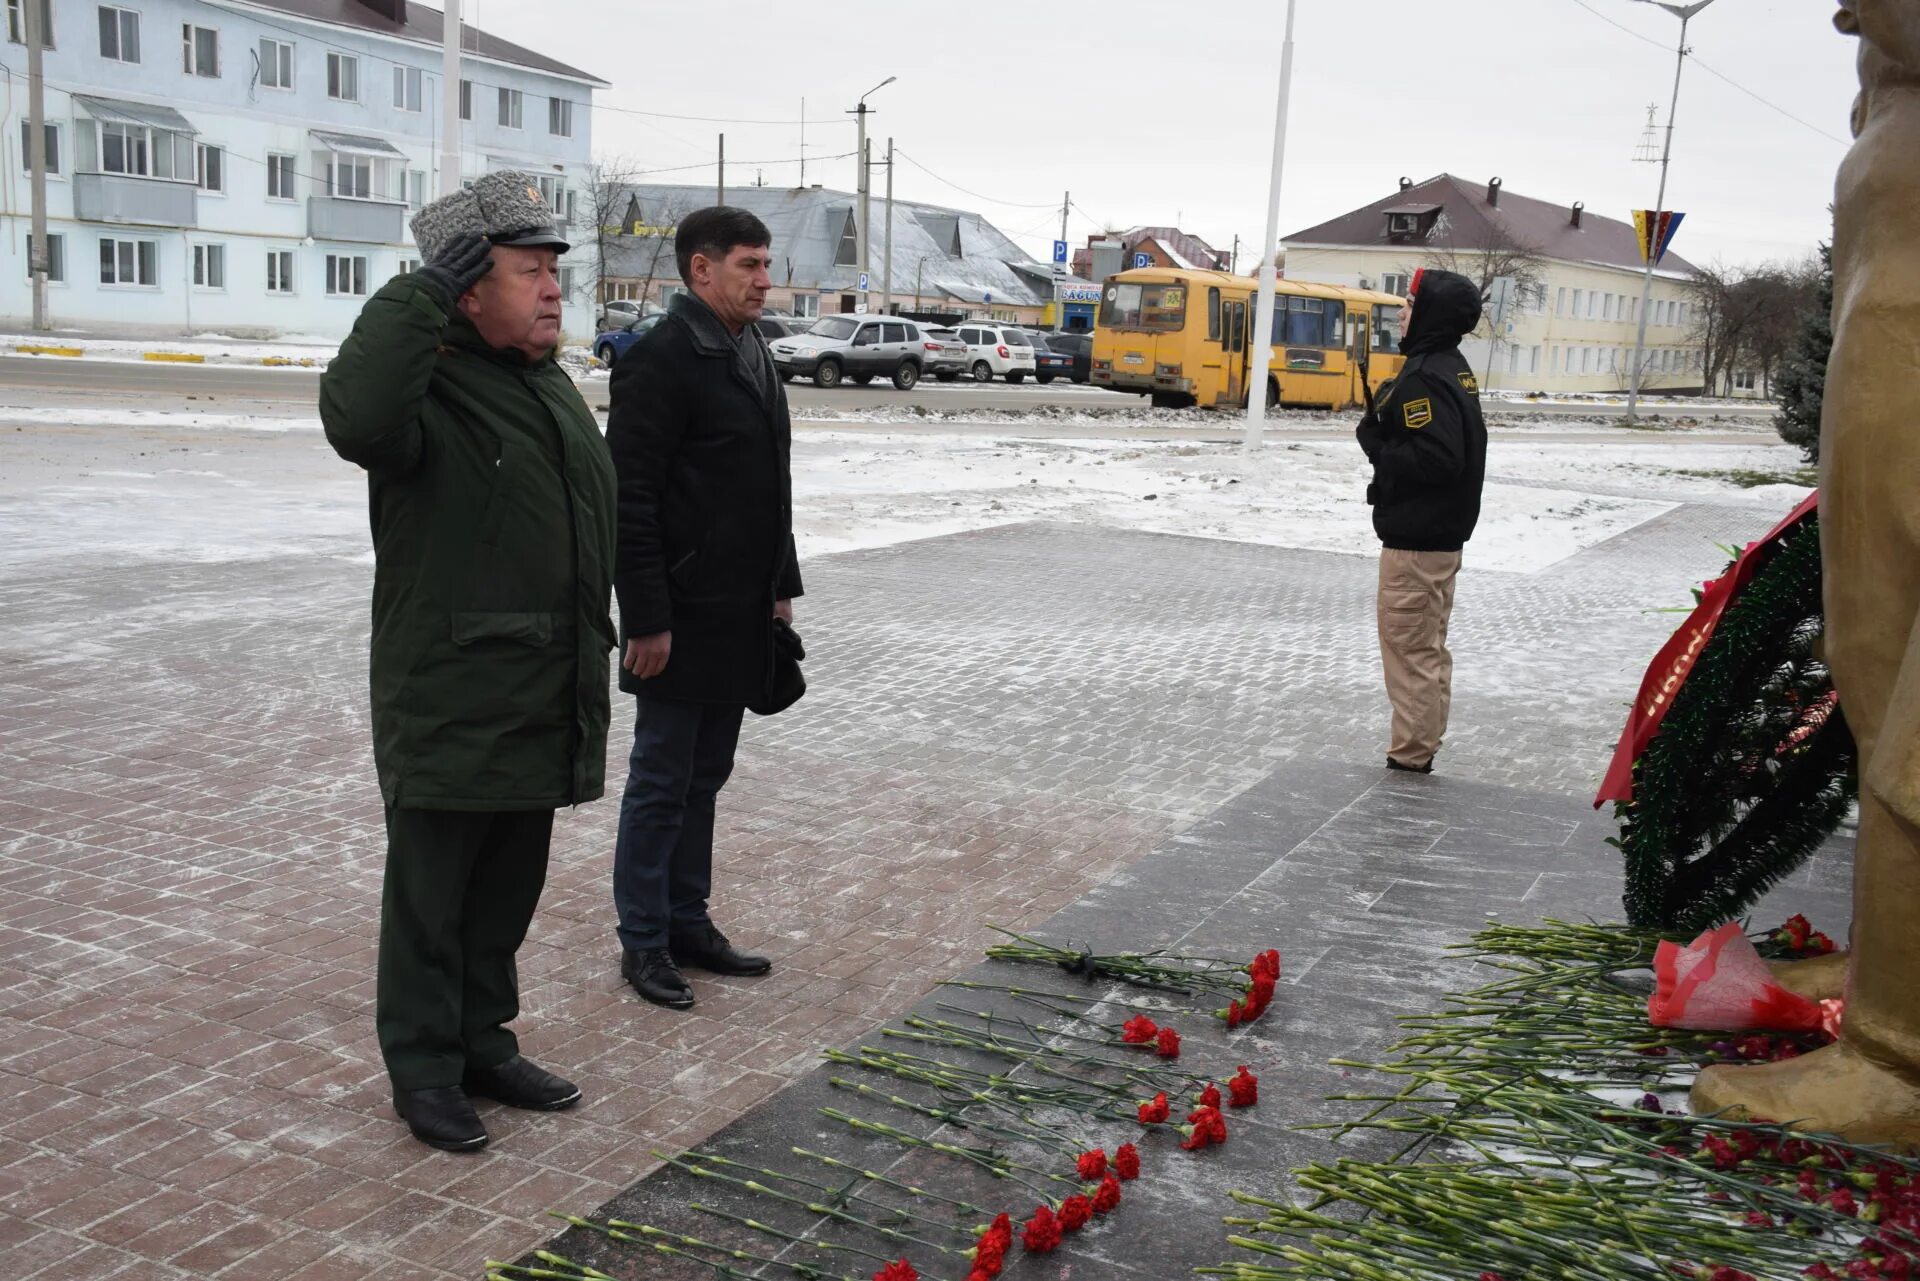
[320,171,617,1152]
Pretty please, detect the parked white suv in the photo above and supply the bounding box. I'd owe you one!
[951,322,1038,383]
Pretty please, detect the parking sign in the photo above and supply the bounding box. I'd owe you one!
[1052,240,1068,264]
[1132,252,1152,269]
[857,272,870,292]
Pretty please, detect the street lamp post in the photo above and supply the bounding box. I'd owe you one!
[1244,0,1300,447]
[850,76,896,308]
[1625,0,1719,422]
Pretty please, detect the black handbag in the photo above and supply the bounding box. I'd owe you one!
[748,617,807,716]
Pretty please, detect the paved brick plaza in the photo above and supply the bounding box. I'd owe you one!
[0,434,1786,1279]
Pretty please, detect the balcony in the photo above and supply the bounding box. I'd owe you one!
[73,173,198,228]
[307,196,405,245]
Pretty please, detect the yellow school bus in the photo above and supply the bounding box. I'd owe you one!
[1090,267,1407,411]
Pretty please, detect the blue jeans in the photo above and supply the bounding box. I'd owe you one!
[612,697,746,953]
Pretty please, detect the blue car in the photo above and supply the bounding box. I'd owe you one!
[593,312,666,369]
[1026,332,1076,384]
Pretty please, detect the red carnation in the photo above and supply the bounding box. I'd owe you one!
[1021,1205,1061,1253]
[1155,1026,1181,1059]
[1138,1091,1170,1124]
[1076,1149,1107,1182]
[1058,1194,1094,1232]
[873,1261,918,1281]
[967,1270,995,1281]
[1250,948,1281,980]
[1092,1174,1122,1214]
[1182,1104,1227,1150]
[1225,998,1244,1028]
[1114,1141,1141,1180]
[1197,1082,1222,1109]
[1808,930,1837,954]
[1228,1065,1259,1108]
[1121,1014,1158,1044]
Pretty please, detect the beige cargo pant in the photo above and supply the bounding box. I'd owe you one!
[1376,548,1462,769]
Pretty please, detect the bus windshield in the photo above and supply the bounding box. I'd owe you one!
[1100,282,1188,332]
[1372,303,1404,354]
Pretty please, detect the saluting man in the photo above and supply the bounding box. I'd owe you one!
[321,172,617,1152]
[1356,268,1490,776]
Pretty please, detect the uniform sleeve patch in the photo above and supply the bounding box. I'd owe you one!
[1402,397,1434,429]
[1456,371,1480,394]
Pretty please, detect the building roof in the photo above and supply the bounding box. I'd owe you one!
[603,184,1053,306]
[231,0,608,86]
[1283,173,1697,276]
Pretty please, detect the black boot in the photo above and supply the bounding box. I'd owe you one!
[623,946,696,1009]
[463,1055,582,1111]
[393,1086,487,1152]
[1386,756,1434,774]
[670,924,772,977]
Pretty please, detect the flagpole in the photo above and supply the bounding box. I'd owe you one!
[1626,1,1712,421]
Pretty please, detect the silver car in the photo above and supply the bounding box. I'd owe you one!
[768,315,933,390]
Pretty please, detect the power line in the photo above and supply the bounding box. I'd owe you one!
[1561,0,1848,146]
[891,150,1060,210]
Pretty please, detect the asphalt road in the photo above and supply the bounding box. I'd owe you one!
[0,354,1773,421]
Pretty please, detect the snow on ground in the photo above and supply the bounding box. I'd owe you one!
[0,410,1814,577]
[1,331,344,365]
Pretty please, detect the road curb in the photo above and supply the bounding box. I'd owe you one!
[142,352,206,364]
[13,344,83,358]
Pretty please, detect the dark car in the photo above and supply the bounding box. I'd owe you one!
[757,316,806,341]
[1041,330,1094,384]
[1027,332,1077,384]
[593,312,666,369]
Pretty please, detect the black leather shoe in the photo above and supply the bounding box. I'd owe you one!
[463,1055,582,1111]
[670,924,772,977]
[1386,756,1434,774]
[622,947,696,1009]
[393,1086,487,1152]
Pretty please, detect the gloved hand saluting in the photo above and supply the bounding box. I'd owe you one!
[415,232,494,311]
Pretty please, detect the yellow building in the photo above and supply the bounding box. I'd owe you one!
[1282,174,1704,396]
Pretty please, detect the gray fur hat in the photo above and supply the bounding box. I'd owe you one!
[409,169,571,263]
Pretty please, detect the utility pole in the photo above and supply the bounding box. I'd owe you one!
[1055,190,1069,329]
[1231,234,1240,275]
[1626,0,1718,422]
[1245,0,1300,447]
[437,0,462,197]
[850,77,895,308]
[799,98,806,188]
[717,133,725,206]
[881,138,895,315]
[25,0,49,330]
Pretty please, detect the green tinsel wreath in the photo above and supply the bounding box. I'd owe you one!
[1615,514,1858,931]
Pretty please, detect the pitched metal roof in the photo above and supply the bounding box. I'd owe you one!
[73,95,198,134]
[230,0,607,85]
[1284,173,1697,276]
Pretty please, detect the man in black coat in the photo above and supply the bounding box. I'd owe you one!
[1356,268,1489,775]
[605,207,802,1009]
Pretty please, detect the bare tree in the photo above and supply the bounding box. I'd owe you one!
[1687,258,1822,395]
[1413,215,1551,322]
[591,184,698,327]
[581,156,644,324]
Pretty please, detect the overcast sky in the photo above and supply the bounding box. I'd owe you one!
[468,0,1856,272]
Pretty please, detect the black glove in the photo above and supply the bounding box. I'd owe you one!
[414,232,494,311]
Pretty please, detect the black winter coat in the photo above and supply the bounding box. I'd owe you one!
[1356,270,1490,552]
[607,292,804,704]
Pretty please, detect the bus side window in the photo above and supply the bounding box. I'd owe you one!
[1231,302,1246,353]
[1326,307,1345,349]
[1208,288,1222,342]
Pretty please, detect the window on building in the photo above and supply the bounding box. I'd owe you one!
[497,87,522,128]
[833,209,857,266]
[327,156,372,199]
[532,174,568,221]
[405,168,426,209]
[392,65,422,112]
[1381,272,1410,299]
[181,23,216,76]
[257,36,292,88]
[1507,345,1520,373]
[99,235,157,286]
[192,242,225,288]
[98,5,138,61]
[327,51,358,101]
[397,257,419,274]
[459,79,472,120]
[1529,346,1540,374]
[266,249,293,294]
[325,253,368,296]
[1555,286,1567,316]
[1550,345,1560,373]
[1580,347,1592,373]
[1571,288,1583,318]
[1733,370,1756,391]
[266,152,295,200]
[92,119,195,180]
[18,120,60,175]
[8,0,54,47]
[1602,293,1615,321]
[1586,291,1599,319]
[25,232,65,282]
[548,97,572,137]
[558,265,574,298]
[793,293,819,319]
[195,143,223,192]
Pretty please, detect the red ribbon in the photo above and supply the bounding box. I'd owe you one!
[1594,491,1821,807]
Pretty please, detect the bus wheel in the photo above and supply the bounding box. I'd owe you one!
[1266,379,1280,410]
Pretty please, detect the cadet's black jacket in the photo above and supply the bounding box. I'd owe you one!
[1356,270,1489,553]
[607,292,804,705]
